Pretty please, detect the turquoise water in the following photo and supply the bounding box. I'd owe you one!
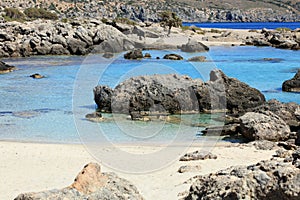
[183,22,300,30]
[0,46,299,143]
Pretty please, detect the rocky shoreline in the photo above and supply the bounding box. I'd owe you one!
[0,18,299,60]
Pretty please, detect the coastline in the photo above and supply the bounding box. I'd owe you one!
[0,140,277,200]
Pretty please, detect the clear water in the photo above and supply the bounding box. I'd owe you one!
[0,46,299,143]
[183,22,300,30]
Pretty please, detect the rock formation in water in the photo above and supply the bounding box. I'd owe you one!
[14,163,144,200]
[0,61,16,74]
[282,69,300,92]
[93,70,265,117]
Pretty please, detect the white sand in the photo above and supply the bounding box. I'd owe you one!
[0,141,276,200]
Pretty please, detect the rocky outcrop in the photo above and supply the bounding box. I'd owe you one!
[0,19,139,58]
[180,151,217,161]
[93,70,265,116]
[282,70,300,92]
[183,154,300,200]
[0,61,16,74]
[239,111,291,142]
[180,39,209,53]
[14,163,144,200]
[246,29,300,50]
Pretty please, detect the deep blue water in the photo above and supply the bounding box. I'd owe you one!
[183,22,300,30]
[0,46,299,143]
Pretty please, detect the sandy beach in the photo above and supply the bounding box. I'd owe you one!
[0,140,277,200]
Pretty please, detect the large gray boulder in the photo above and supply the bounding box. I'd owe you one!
[282,69,300,92]
[239,111,291,141]
[250,99,300,131]
[184,156,300,200]
[180,39,209,52]
[94,70,266,116]
[14,163,144,200]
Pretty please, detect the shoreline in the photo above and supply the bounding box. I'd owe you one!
[0,140,277,200]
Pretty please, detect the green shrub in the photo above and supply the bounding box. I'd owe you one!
[3,8,25,21]
[275,27,291,32]
[113,17,137,26]
[24,8,58,20]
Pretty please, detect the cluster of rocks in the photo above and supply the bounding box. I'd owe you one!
[93,69,265,120]
[183,149,300,200]
[15,162,144,200]
[246,28,300,50]
[0,19,142,58]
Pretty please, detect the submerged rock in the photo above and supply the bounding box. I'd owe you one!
[188,56,207,62]
[282,69,300,92]
[14,163,144,200]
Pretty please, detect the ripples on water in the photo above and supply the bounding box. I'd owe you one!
[0,46,299,143]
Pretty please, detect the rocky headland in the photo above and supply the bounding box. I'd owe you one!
[0,0,299,22]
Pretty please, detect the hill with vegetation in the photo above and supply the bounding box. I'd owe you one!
[0,0,299,22]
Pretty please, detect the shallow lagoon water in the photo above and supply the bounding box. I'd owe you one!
[0,46,299,143]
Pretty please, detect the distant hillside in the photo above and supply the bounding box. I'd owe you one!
[0,0,299,22]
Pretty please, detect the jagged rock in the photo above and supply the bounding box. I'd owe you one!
[95,74,202,114]
[124,49,143,59]
[50,44,69,55]
[14,163,144,200]
[188,56,206,62]
[180,39,209,52]
[183,158,300,200]
[0,61,16,74]
[178,165,202,173]
[180,151,217,161]
[94,70,266,116]
[296,130,300,146]
[67,37,87,55]
[163,54,184,60]
[250,99,300,131]
[93,86,113,112]
[282,69,300,92]
[194,70,266,114]
[30,73,45,79]
[239,111,290,142]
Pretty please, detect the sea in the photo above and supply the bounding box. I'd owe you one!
[0,27,300,144]
[182,22,300,30]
